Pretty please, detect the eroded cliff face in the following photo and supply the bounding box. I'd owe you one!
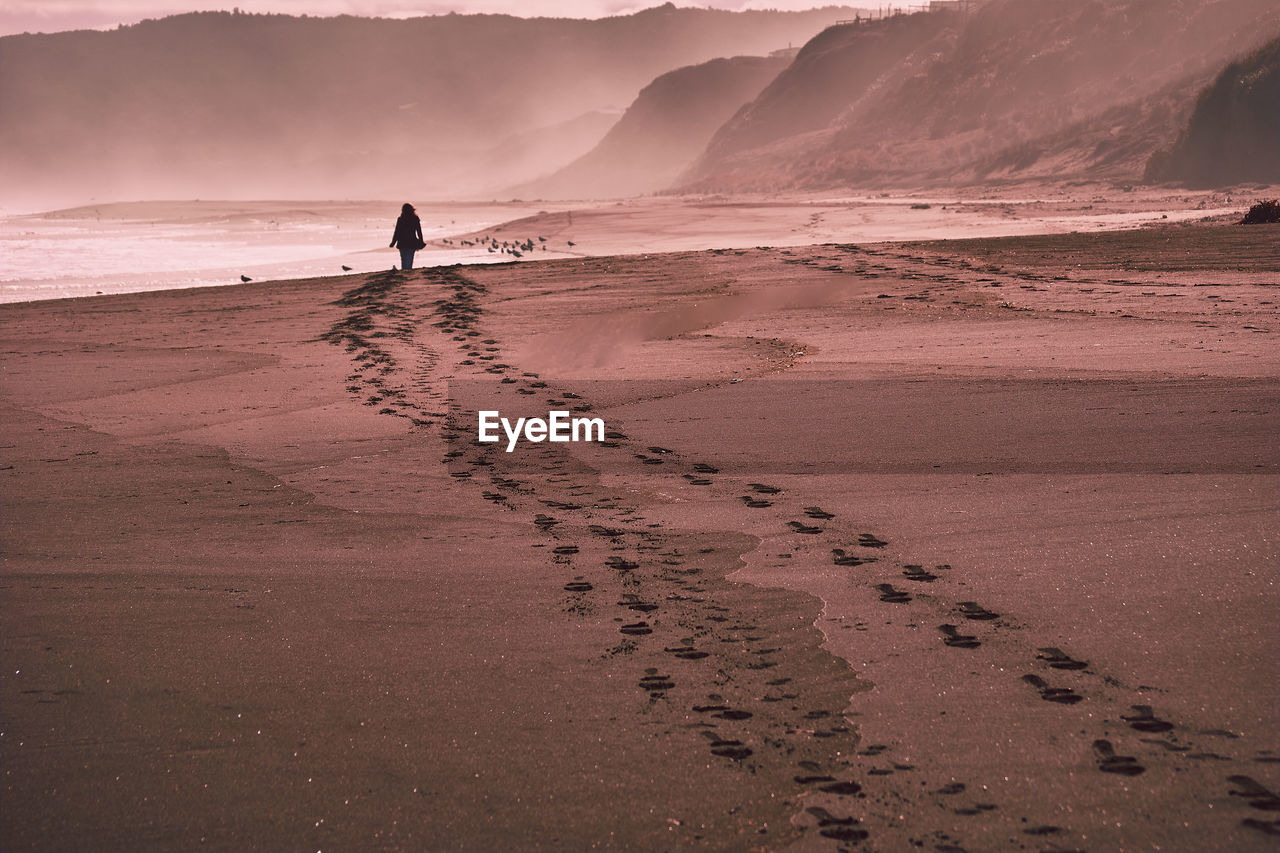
[1146,36,1280,187]
[678,0,1280,192]
[522,54,788,200]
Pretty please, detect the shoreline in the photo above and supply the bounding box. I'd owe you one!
[4,184,1271,306]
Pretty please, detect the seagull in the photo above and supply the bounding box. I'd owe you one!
[240,275,252,282]
[341,265,352,272]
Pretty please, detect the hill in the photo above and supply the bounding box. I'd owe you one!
[521,54,789,200]
[0,5,854,209]
[1145,35,1280,187]
[679,0,1280,192]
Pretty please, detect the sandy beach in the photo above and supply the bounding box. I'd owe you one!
[2,198,1278,851]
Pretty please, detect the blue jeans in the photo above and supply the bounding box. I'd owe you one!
[399,247,415,270]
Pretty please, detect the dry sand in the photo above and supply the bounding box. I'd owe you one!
[2,198,1278,852]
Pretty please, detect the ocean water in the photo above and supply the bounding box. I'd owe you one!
[0,200,549,304]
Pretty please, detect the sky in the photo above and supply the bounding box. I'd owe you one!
[0,0,852,36]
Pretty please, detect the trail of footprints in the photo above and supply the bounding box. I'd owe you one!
[325,268,1280,849]
[783,242,1173,319]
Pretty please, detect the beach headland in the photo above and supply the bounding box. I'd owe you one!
[2,213,1278,851]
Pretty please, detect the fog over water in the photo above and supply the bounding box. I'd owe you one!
[0,202,562,303]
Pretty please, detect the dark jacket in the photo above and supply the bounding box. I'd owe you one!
[391,214,423,248]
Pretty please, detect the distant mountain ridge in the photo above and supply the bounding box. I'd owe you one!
[678,0,1280,192]
[521,54,789,200]
[0,5,855,207]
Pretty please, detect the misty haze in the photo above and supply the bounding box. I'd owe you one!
[1,2,1278,852]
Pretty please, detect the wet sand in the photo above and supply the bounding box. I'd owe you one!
[2,210,1278,851]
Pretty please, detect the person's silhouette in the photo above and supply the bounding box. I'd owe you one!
[390,203,424,270]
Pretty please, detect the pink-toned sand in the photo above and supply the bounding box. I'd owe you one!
[2,197,1277,851]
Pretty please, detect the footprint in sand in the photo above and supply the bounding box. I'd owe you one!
[939,624,981,649]
[1122,704,1175,733]
[606,556,638,571]
[1036,647,1088,670]
[902,564,938,582]
[876,583,911,603]
[1022,674,1083,704]
[552,545,579,555]
[787,521,823,535]
[747,482,780,494]
[1142,739,1190,753]
[953,803,998,816]
[683,475,713,485]
[619,622,652,636]
[712,709,753,720]
[803,506,835,519]
[563,580,593,592]
[638,670,674,694]
[740,496,772,508]
[1093,739,1145,775]
[618,598,658,613]
[818,780,863,795]
[957,601,999,621]
[832,548,876,567]
[804,807,869,842]
[795,774,837,784]
[794,760,837,785]
[665,645,709,660]
[1022,825,1063,836]
[708,739,753,761]
[1228,775,1280,810]
[1242,817,1280,837]
[858,533,888,548]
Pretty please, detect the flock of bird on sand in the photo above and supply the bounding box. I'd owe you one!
[238,233,575,282]
[440,233,576,258]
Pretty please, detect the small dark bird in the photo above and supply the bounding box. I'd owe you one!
[240,275,252,282]
[341,265,352,271]
[567,241,575,247]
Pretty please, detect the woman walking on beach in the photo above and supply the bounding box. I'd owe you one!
[390,203,425,270]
